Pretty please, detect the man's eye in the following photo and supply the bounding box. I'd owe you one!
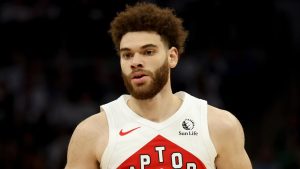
[121,53,132,59]
[144,50,155,56]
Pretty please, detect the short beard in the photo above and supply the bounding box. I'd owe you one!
[122,58,169,100]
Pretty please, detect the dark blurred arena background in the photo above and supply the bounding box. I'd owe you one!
[0,0,299,168]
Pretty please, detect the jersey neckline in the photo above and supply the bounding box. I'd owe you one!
[119,91,190,130]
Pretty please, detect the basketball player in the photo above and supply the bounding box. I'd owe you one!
[65,2,252,169]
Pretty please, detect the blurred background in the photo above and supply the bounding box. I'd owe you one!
[0,0,299,168]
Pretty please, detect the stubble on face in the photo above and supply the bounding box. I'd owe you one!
[122,58,169,100]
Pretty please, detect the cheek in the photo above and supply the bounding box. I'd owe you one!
[120,61,130,75]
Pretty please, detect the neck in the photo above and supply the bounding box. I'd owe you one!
[127,85,182,122]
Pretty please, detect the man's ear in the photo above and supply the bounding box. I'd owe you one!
[168,47,179,68]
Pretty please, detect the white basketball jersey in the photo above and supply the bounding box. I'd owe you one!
[100,91,217,169]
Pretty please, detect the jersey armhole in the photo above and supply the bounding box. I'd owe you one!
[200,101,217,161]
[99,105,117,169]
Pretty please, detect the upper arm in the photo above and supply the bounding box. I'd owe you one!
[208,107,252,169]
[65,113,107,169]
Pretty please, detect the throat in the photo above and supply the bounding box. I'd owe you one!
[127,95,183,122]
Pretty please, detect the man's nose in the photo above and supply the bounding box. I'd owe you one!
[131,53,144,69]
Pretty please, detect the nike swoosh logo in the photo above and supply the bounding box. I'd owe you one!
[119,127,141,136]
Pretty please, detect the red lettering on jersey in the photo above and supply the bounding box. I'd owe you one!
[117,135,206,169]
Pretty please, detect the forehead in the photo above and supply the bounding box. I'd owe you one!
[120,31,165,50]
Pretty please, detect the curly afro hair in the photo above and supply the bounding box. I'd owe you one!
[109,2,188,55]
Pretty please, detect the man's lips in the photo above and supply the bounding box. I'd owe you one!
[130,71,150,85]
[130,71,148,79]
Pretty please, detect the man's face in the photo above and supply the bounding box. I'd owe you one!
[119,31,170,99]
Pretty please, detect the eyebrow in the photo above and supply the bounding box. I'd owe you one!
[119,44,158,52]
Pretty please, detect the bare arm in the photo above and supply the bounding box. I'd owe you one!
[208,106,252,169]
[65,113,108,169]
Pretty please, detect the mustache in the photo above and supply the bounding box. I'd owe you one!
[129,69,153,78]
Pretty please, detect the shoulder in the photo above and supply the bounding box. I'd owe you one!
[66,112,108,165]
[70,112,108,142]
[75,111,108,134]
[71,111,108,151]
[207,105,245,153]
[207,105,241,131]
